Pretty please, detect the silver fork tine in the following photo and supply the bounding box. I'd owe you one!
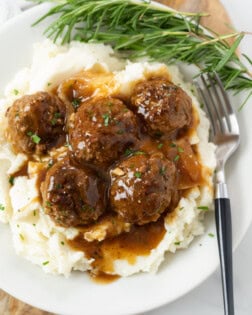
[207,73,231,132]
[213,72,234,115]
[213,72,240,135]
[200,74,225,134]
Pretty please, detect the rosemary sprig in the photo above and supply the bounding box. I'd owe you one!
[31,0,252,105]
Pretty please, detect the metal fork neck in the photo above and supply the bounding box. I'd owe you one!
[215,167,228,198]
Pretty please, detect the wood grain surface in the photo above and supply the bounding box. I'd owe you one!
[0,0,232,314]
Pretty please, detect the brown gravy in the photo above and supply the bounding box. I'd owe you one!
[69,218,166,276]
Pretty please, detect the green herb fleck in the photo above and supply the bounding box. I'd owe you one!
[179,207,184,211]
[47,82,52,87]
[157,143,163,149]
[170,143,176,148]
[33,210,36,216]
[133,151,146,156]
[125,148,134,156]
[197,206,209,211]
[61,241,65,246]
[47,160,54,169]
[27,132,41,144]
[117,129,124,135]
[9,176,15,186]
[46,201,52,207]
[72,98,81,109]
[134,171,142,178]
[174,241,181,246]
[51,112,61,125]
[56,183,62,189]
[82,205,95,212]
[33,224,36,227]
[102,113,110,126]
[0,204,5,211]
[13,89,19,95]
[208,233,215,238]
[174,155,180,162]
[177,146,184,153]
[19,234,24,241]
[159,166,166,175]
[42,261,49,266]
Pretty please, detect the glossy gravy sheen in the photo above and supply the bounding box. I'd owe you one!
[69,218,166,276]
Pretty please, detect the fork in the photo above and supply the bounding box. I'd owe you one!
[194,72,240,315]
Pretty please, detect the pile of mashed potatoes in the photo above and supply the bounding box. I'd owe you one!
[0,40,216,277]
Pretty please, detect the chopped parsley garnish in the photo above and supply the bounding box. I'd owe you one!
[33,210,37,216]
[125,148,134,156]
[13,89,19,95]
[177,146,184,153]
[174,155,180,162]
[208,233,215,238]
[125,148,146,157]
[56,183,62,189]
[27,131,41,144]
[64,141,71,148]
[117,129,124,135]
[179,207,184,211]
[61,241,65,246]
[51,112,61,125]
[19,234,24,241]
[46,201,52,207]
[47,82,52,86]
[9,176,15,186]
[157,143,163,149]
[174,241,181,246]
[134,151,146,156]
[82,205,95,212]
[33,224,36,227]
[159,166,166,175]
[197,206,209,211]
[154,130,163,138]
[17,224,20,228]
[42,261,49,266]
[47,160,54,169]
[0,204,5,211]
[134,171,142,178]
[102,113,110,126]
[72,98,81,109]
[170,143,176,148]
[107,101,113,107]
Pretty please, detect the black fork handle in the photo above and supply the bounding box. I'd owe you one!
[215,198,234,315]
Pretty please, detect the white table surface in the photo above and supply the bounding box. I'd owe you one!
[147,1,252,314]
[0,1,251,315]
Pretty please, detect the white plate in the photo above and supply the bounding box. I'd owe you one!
[0,3,252,315]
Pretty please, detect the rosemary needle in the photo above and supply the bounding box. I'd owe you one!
[31,0,252,105]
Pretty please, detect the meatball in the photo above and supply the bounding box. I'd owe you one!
[41,157,106,227]
[69,97,139,167]
[6,92,67,155]
[131,78,193,137]
[110,153,176,225]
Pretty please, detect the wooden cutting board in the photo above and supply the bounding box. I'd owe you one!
[0,1,232,314]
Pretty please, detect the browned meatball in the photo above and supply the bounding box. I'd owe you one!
[110,153,176,225]
[69,97,139,167]
[41,157,106,227]
[131,78,193,137]
[6,92,67,155]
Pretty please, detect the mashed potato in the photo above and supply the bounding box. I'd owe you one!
[0,40,216,277]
